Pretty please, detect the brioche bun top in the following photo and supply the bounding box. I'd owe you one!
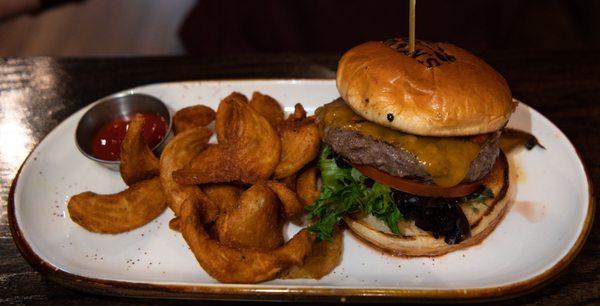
[336,39,515,136]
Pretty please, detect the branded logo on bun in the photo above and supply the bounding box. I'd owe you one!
[383,38,456,68]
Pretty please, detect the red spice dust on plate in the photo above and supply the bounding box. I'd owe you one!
[91,113,167,161]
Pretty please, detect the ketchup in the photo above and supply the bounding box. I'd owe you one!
[91,113,167,161]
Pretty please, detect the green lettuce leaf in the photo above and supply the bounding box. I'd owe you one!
[307,145,402,241]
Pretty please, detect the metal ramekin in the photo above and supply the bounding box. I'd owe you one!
[75,93,172,171]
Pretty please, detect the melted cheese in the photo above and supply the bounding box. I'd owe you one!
[317,100,482,187]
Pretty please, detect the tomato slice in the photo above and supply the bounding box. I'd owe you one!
[352,163,483,198]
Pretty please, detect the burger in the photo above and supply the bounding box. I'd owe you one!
[307,38,515,256]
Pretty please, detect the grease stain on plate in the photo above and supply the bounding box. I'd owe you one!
[512,201,545,222]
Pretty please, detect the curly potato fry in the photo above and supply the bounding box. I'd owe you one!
[282,229,343,279]
[68,177,167,234]
[296,167,320,206]
[273,120,320,179]
[173,104,216,134]
[120,114,160,185]
[279,174,297,191]
[159,127,217,220]
[249,92,285,129]
[180,199,314,283]
[169,217,181,232]
[215,92,249,144]
[266,181,304,220]
[173,93,281,185]
[202,183,242,215]
[215,184,283,250]
[68,92,331,283]
[290,103,307,121]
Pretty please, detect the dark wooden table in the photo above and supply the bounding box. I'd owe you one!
[0,52,598,304]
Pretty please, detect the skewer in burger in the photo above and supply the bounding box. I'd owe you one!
[308,38,515,256]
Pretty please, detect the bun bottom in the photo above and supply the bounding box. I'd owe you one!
[344,152,510,257]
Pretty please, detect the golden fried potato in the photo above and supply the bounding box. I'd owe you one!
[194,189,221,224]
[173,93,281,185]
[169,217,181,232]
[68,177,167,234]
[215,184,283,250]
[266,181,304,220]
[289,103,307,121]
[215,92,249,143]
[273,120,320,179]
[279,174,297,191]
[282,229,343,279]
[202,184,243,214]
[249,92,284,128]
[173,105,216,134]
[120,114,159,185]
[159,127,217,221]
[172,145,237,183]
[296,167,320,206]
[180,199,314,283]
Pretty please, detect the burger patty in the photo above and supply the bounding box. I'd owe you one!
[323,127,501,183]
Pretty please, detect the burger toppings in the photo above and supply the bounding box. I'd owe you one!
[352,163,484,198]
[308,145,401,241]
[393,191,471,244]
[308,145,496,244]
[500,128,546,151]
[392,185,494,245]
[317,99,501,187]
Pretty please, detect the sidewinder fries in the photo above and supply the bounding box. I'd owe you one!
[180,199,314,284]
[119,114,159,185]
[279,174,297,191]
[266,181,304,220]
[249,91,285,129]
[159,126,214,217]
[173,93,281,185]
[68,177,166,233]
[202,183,242,214]
[215,184,284,249]
[283,229,343,279]
[172,104,216,134]
[296,166,320,206]
[69,91,336,284]
[273,119,320,179]
[215,92,249,143]
[290,103,307,121]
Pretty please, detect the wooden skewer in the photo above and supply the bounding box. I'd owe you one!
[409,0,416,54]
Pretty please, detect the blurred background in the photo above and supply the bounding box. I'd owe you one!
[0,0,599,57]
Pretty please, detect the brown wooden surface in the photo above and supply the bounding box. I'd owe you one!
[0,52,598,304]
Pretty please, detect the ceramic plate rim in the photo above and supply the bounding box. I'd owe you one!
[8,79,595,302]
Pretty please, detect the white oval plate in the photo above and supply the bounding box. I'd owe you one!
[9,80,594,302]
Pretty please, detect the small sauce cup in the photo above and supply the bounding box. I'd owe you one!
[75,93,172,170]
